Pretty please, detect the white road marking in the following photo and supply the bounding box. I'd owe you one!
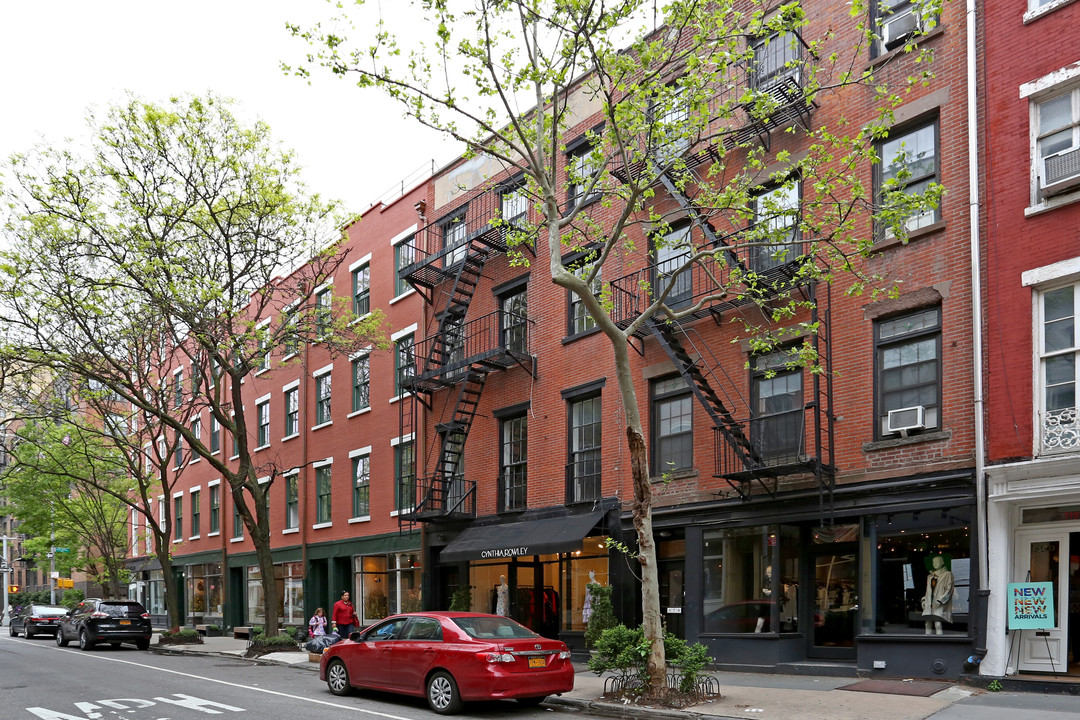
[2,636,413,720]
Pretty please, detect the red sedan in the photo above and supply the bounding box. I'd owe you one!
[319,611,575,714]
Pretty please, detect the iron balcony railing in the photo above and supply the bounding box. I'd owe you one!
[714,408,827,481]
[399,474,476,522]
[406,310,534,392]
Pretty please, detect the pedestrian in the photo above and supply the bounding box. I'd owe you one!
[309,607,327,637]
[331,590,359,638]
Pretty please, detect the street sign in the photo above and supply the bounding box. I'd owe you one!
[53,547,71,553]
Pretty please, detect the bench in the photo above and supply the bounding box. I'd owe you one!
[233,626,253,639]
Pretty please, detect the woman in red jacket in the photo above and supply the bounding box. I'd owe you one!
[332,590,359,638]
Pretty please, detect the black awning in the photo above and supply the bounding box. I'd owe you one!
[439,511,604,562]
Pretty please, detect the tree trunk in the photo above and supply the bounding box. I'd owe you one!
[158,548,183,629]
[251,521,279,636]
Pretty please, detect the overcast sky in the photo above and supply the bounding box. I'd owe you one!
[0,0,458,214]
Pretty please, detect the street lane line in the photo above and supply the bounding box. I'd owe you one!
[2,637,413,720]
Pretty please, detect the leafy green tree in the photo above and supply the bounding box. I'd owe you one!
[0,93,387,635]
[289,0,943,693]
[1,418,132,599]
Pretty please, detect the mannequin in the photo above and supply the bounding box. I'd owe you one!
[583,570,598,624]
[921,555,954,635]
[755,565,773,633]
[496,575,509,616]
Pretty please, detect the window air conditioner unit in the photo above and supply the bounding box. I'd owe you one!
[882,8,922,51]
[887,405,926,435]
[1041,145,1080,197]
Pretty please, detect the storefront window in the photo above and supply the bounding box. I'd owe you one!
[185,563,223,623]
[147,570,165,616]
[246,562,305,625]
[353,552,422,624]
[872,508,971,636]
[703,525,777,633]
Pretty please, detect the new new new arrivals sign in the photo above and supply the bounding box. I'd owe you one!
[1007,582,1055,630]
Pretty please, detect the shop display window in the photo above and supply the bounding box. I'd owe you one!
[246,561,305,625]
[185,562,223,623]
[872,508,971,636]
[703,525,780,633]
[353,552,422,624]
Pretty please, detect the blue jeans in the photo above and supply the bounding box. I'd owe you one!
[336,623,356,638]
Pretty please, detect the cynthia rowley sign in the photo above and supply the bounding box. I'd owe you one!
[480,547,530,559]
[1007,582,1055,630]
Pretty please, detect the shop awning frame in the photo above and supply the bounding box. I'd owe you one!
[438,511,604,562]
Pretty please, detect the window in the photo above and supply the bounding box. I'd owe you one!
[210,415,221,454]
[174,496,183,541]
[500,286,529,354]
[353,263,370,316]
[285,473,299,530]
[651,376,693,474]
[568,261,601,335]
[751,180,802,271]
[191,490,201,538]
[284,387,299,436]
[499,414,528,512]
[352,454,370,518]
[209,357,220,388]
[257,325,270,372]
[875,307,941,438]
[750,350,803,462]
[315,287,333,337]
[1035,87,1080,199]
[872,0,933,57]
[501,183,528,227]
[653,225,692,306]
[751,31,800,90]
[352,355,370,412]
[316,373,332,425]
[282,308,300,357]
[567,142,601,207]
[191,417,201,451]
[233,497,244,539]
[395,441,415,512]
[315,465,332,524]
[209,485,220,534]
[395,334,415,396]
[702,525,800,634]
[877,120,940,238]
[173,370,183,408]
[394,237,416,296]
[256,399,270,448]
[651,83,691,166]
[442,210,469,267]
[1039,283,1080,454]
[232,420,239,458]
[174,431,184,469]
[568,394,602,503]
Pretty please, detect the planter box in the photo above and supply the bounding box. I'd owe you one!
[308,652,322,663]
[195,624,222,637]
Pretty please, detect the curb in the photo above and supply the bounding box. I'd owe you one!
[149,645,320,671]
[546,696,740,720]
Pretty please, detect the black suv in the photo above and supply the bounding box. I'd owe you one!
[56,599,153,651]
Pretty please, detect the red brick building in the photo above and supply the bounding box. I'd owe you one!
[980,0,1080,677]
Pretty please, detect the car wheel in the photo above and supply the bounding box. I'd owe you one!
[79,629,94,651]
[7,624,14,637]
[56,629,69,647]
[25,628,34,639]
[517,696,547,707]
[136,638,150,651]
[326,659,352,696]
[426,671,463,715]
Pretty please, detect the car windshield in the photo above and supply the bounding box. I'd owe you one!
[31,605,68,615]
[100,602,146,617]
[453,616,539,640]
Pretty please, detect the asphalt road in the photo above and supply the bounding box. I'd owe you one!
[0,634,568,720]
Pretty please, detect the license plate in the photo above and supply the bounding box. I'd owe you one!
[528,656,546,668]
[119,620,131,625]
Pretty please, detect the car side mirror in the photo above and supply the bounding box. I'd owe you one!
[349,631,362,642]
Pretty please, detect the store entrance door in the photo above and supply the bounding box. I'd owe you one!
[807,547,858,659]
[1014,529,1069,673]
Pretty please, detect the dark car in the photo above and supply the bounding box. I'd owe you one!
[55,598,153,651]
[320,612,574,714]
[9,604,69,638]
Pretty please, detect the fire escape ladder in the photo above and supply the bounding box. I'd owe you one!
[443,244,490,317]
[808,281,837,516]
[648,317,766,501]
[656,172,751,280]
[425,369,488,514]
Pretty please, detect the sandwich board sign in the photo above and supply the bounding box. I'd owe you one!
[1007,582,1054,629]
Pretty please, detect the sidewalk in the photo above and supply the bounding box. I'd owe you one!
[148,633,978,720]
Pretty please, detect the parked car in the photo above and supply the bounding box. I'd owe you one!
[320,611,574,714]
[9,604,69,638]
[55,598,153,651]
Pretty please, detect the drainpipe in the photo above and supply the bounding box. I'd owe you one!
[965,0,989,650]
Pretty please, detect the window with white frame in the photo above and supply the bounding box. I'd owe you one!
[209,484,220,534]
[352,354,370,412]
[284,386,299,436]
[395,334,415,396]
[352,453,370,518]
[501,182,529,227]
[285,472,299,530]
[173,369,183,408]
[256,399,270,447]
[191,489,201,538]
[442,209,469,267]
[282,306,300,357]
[1039,282,1080,454]
[1035,86,1080,200]
[257,320,270,372]
[395,441,415,512]
[752,180,802,271]
[174,495,184,541]
[233,496,244,539]
[315,286,333,337]
[394,236,416,296]
[211,415,221,454]
[353,263,370,316]
[315,372,332,425]
[315,464,332,524]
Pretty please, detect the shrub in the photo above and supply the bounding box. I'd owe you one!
[206,624,221,632]
[281,626,305,643]
[588,624,713,695]
[251,632,300,650]
[160,628,203,643]
[583,583,617,649]
[449,585,472,611]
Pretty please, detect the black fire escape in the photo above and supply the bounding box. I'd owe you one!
[608,34,835,504]
[396,188,536,527]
